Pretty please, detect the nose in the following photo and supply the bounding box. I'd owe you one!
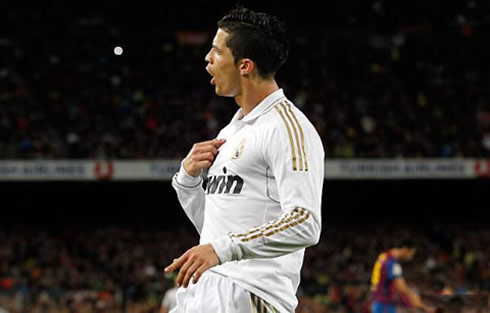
[205,50,212,64]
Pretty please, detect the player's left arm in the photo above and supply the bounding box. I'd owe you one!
[210,116,324,261]
[394,278,435,312]
[391,261,435,313]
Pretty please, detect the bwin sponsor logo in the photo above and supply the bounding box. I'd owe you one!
[206,167,244,195]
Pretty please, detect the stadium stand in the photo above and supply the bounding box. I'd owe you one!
[0,224,488,312]
[1,2,489,159]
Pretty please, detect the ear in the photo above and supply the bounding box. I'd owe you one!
[238,58,254,75]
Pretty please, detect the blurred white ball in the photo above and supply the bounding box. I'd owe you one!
[114,46,123,55]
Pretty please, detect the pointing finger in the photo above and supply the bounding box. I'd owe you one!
[164,254,187,273]
[213,138,226,148]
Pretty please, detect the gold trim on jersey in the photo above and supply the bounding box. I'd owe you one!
[250,293,257,313]
[285,102,309,171]
[250,294,278,313]
[274,104,297,170]
[262,97,286,116]
[231,208,311,243]
[231,209,297,239]
[264,210,310,238]
[280,102,303,171]
[274,102,308,171]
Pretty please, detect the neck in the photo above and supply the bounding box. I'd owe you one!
[234,79,279,116]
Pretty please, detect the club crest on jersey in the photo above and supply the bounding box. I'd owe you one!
[232,138,246,160]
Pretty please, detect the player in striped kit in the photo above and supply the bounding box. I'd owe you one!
[164,7,325,313]
[370,240,435,313]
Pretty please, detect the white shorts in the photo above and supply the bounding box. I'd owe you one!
[170,271,279,313]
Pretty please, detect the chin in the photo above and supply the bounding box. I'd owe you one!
[215,87,233,97]
[215,85,239,98]
[214,86,223,96]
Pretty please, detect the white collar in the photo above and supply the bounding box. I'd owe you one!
[232,89,287,123]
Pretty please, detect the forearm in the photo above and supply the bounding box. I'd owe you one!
[395,279,427,309]
[211,207,321,263]
[409,293,432,310]
[171,165,205,233]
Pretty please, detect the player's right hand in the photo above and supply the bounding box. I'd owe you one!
[183,139,226,177]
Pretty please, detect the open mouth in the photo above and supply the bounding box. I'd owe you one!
[206,66,215,85]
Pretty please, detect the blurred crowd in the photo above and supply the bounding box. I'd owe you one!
[0,223,488,313]
[1,1,490,159]
[298,223,489,312]
[0,226,194,313]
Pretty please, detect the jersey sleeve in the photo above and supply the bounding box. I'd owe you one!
[171,162,205,234]
[387,259,403,280]
[211,105,325,263]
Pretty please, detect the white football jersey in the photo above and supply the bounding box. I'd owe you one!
[172,89,324,313]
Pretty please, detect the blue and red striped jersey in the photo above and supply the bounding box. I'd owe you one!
[371,251,403,303]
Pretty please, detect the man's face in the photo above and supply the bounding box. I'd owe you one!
[401,247,416,261]
[205,28,241,97]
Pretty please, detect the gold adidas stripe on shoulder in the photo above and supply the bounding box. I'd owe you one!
[274,102,308,171]
[263,97,286,114]
[274,103,297,170]
[286,102,309,171]
[280,102,303,171]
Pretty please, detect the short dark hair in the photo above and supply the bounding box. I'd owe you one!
[217,7,289,79]
[395,239,415,249]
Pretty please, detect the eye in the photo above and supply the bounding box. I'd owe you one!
[211,47,222,56]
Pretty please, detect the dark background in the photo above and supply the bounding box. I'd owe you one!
[1,0,489,230]
[1,179,488,227]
